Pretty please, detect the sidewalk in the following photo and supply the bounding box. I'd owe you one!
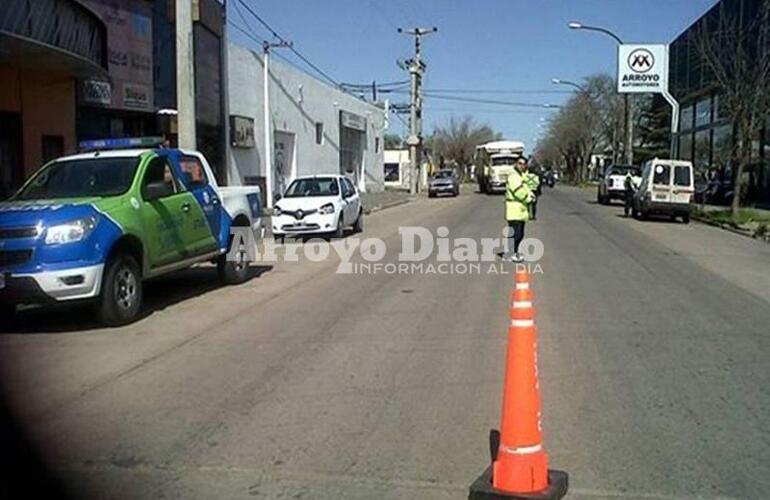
[361,189,415,214]
[692,204,770,241]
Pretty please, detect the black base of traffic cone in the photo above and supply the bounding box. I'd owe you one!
[468,467,568,500]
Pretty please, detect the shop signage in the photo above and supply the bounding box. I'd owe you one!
[230,115,255,148]
[340,110,367,132]
[617,44,668,94]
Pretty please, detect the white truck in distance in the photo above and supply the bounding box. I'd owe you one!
[475,141,526,194]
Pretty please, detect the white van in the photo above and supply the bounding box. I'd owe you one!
[633,159,694,223]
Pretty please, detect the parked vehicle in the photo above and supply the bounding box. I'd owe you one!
[0,137,263,325]
[474,140,526,194]
[428,169,460,198]
[597,164,640,204]
[271,175,363,240]
[633,159,694,223]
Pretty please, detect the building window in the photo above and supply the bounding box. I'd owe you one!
[712,124,732,172]
[713,94,722,122]
[695,97,711,128]
[694,129,711,172]
[678,133,693,162]
[679,105,694,132]
[315,122,324,145]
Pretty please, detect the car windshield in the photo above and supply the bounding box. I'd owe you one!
[433,170,454,179]
[283,177,339,197]
[13,158,140,200]
[491,156,519,166]
[607,166,639,176]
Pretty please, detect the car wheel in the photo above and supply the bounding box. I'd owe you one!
[218,232,250,285]
[429,192,436,198]
[333,214,345,239]
[97,253,142,326]
[682,213,691,224]
[353,209,364,233]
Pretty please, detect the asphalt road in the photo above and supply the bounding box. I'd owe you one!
[1,186,768,499]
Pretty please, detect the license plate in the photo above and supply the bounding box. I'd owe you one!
[655,194,667,200]
[0,274,5,290]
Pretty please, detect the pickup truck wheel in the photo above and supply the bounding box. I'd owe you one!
[682,213,691,224]
[98,254,142,326]
[353,209,364,233]
[218,236,250,285]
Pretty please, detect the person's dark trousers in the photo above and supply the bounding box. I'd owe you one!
[508,220,525,254]
[530,199,538,220]
[624,189,634,216]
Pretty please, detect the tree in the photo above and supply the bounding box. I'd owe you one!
[634,94,671,165]
[383,133,403,150]
[695,0,770,216]
[429,116,501,181]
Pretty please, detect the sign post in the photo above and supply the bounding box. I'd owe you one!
[617,44,679,158]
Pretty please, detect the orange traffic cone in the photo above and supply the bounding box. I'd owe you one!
[469,268,568,500]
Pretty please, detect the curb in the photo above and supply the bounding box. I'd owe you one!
[691,214,769,243]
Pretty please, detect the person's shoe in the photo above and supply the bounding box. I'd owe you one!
[509,253,524,263]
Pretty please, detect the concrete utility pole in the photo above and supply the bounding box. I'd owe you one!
[398,27,437,195]
[262,40,291,208]
[176,0,196,149]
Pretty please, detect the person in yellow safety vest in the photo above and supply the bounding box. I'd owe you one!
[505,157,535,263]
[524,165,542,220]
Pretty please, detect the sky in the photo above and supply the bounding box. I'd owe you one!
[228,0,718,149]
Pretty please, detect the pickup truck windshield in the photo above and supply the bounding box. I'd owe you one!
[491,157,519,166]
[284,177,339,197]
[14,158,139,200]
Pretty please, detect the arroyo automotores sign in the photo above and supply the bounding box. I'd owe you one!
[617,44,668,94]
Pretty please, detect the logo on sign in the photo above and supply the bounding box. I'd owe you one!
[628,49,654,73]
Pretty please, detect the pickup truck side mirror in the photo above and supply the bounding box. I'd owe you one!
[274,193,282,202]
[143,180,174,201]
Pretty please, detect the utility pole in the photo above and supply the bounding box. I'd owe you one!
[398,27,437,195]
[625,94,634,165]
[262,40,291,208]
[176,0,196,149]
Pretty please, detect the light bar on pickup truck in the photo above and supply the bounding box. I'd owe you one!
[78,137,165,152]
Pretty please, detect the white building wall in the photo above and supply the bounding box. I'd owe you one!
[227,43,385,198]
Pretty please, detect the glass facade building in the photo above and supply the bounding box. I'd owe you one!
[669,0,770,206]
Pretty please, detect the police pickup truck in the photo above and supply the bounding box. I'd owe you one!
[0,138,262,325]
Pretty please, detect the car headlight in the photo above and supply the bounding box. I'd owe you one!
[319,203,335,215]
[45,216,97,245]
[273,206,282,216]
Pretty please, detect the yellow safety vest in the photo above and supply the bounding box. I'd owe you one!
[525,172,540,191]
[505,170,532,221]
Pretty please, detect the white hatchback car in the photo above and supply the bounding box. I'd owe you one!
[272,175,363,240]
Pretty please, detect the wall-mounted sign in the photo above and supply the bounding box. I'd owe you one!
[81,80,112,105]
[123,83,150,109]
[617,44,668,94]
[340,110,367,132]
[230,115,255,148]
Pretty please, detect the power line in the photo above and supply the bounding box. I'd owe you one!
[422,88,574,95]
[419,93,560,109]
[237,0,341,88]
[341,80,410,88]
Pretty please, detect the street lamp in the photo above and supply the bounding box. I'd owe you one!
[551,78,587,93]
[568,21,632,166]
